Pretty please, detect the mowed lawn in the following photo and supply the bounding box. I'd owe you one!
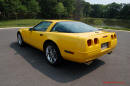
[0,18,130,31]
[0,19,43,28]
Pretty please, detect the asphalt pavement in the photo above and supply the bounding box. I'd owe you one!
[0,28,130,86]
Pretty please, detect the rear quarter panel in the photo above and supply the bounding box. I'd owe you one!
[44,32,86,61]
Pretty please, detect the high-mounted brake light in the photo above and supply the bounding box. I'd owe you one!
[87,39,92,46]
[94,38,98,44]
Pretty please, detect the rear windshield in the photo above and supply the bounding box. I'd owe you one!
[51,21,99,33]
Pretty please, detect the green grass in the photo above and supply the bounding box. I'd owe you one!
[0,19,43,28]
[95,26,130,31]
[98,26,130,31]
[0,18,130,31]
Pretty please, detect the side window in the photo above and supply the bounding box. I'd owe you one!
[33,22,52,31]
[51,23,68,32]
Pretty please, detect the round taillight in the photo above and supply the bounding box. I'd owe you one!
[87,39,92,46]
[114,34,116,38]
[111,35,114,39]
[94,38,98,44]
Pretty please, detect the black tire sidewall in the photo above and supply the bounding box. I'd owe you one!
[17,33,24,46]
[45,43,62,65]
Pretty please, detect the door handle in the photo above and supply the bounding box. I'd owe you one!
[40,34,44,36]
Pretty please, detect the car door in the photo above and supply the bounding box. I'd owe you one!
[29,21,52,50]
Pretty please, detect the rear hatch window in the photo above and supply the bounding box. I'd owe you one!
[52,21,99,33]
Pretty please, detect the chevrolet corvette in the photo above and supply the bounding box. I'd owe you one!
[17,20,117,65]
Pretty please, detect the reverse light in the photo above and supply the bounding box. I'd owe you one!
[87,39,92,46]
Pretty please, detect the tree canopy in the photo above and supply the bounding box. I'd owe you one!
[0,0,130,20]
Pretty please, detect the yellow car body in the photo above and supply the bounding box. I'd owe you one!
[18,20,117,63]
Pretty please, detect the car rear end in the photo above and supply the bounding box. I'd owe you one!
[51,21,117,63]
[74,31,117,63]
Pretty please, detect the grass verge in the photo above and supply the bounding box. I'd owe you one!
[0,19,130,31]
[0,19,43,28]
[97,26,130,31]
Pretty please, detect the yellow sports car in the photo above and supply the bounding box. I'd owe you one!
[17,20,117,65]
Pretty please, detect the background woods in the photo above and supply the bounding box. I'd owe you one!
[0,0,130,20]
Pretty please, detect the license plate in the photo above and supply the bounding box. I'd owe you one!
[101,42,109,50]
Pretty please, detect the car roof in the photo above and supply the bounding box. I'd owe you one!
[44,20,74,23]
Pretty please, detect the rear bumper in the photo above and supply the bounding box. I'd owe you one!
[76,47,114,63]
[62,44,116,63]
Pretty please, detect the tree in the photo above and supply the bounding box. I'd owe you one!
[1,0,130,20]
[105,2,122,18]
[38,0,58,18]
[83,2,91,17]
[90,4,104,18]
[55,2,65,18]
[0,0,5,19]
[60,0,75,18]
[0,0,25,19]
[0,0,40,19]
[21,0,40,18]
[120,4,130,19]
[74,0,85,20]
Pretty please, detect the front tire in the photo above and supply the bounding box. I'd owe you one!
[45,43,62,65]
[17,33,24,46]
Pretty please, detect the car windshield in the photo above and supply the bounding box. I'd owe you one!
[52,21,99,33]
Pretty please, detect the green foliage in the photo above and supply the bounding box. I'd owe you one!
[74,0,85,20]
[0,0,130,20]
[0,0,23,19]
[60,0,75,17]
[93,19,104,26]
[0,0,40,19]
[55,2,65,18]
[38,0,75,19]
[90,4,104,18]
[105,3,122,18]
[0,0,5,19]
[83,2,91,17]
[38,0,58,18]
[120,4,130,19]
[21,0,40,18]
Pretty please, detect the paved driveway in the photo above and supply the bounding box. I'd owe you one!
[0,28,130,86]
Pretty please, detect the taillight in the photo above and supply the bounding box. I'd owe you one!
[94,38,98,44]
[114,34,116,38]
[111,34,116,39]
[87,39,92,46]
[111,35,114,39]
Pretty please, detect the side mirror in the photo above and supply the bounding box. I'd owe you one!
[29,28,33,31]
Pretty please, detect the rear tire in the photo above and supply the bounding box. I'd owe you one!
[17,33,24,46]
[45,42,62,65]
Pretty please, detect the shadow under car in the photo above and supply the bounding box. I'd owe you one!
[10,42,105,83]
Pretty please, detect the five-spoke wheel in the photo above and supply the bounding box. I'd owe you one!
[17,33,24,46]
[45,43,62,65]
